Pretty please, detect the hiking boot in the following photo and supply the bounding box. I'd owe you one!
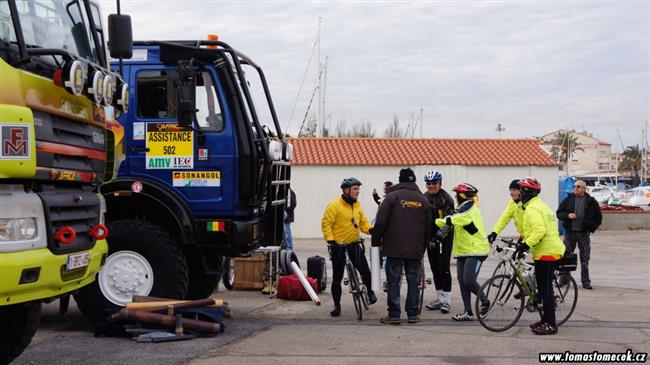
[425,300,443,311]
[480,300,490,316]
[330,306,341,317]
[367,291,377,305]
[380,316,401,325]
[529,321,543,329]
[407,315,421,324]
[440,302,450,314]
[452,312,474,321]
[532,322,558,335]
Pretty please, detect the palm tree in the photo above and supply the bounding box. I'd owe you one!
[549,131,584,167]
[620,145,642,184]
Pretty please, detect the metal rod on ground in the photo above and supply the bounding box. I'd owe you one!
[111,309,221,334]
[289,261,321,305]
[370,246,380,292]
[126,298,220,312]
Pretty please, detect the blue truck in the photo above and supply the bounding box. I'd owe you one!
[74,39,292,324]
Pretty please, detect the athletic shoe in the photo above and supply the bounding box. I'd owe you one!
[480,300,490,316]
[407,315,421,324]
[425,300,443,310]
[380,316,401,325]
[440,303,450,314]
[367,291,377,305]
[452,312,474,321]
[330,306,341,317]
[529,321,543,329]
[532,322,558,335]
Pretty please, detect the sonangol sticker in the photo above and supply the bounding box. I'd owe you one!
[131,181,143,193]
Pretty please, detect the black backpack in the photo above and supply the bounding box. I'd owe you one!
[307,255,327,292]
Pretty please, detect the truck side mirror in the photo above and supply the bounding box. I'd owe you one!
[177,62,196,128]
[108,14,133,59]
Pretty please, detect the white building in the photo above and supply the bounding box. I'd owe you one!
[288,137,559,239]
[538,130,613,177]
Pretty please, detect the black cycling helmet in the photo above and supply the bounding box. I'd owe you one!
[340,177,362,189]
[509,179,520,190]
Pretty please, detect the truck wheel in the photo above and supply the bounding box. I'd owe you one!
[186,271,219,299]
[0,302,41,364]
[74,220,189,325]
[222,257,235,290]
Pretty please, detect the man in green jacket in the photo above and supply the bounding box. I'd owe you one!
[517,177,566,335]
[487,179,525,244]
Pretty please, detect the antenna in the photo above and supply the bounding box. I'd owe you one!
[496,123,505,138]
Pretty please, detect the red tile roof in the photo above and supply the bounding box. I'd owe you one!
[288,138,557,167]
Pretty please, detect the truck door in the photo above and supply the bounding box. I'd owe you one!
[126,67,236,217]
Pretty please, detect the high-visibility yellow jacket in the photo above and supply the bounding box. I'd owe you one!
[322,197,371,244]
[522,196,566,260]
[491,200,525,237]
[436,200,489,257]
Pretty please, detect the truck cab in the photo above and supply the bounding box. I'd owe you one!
[74,39,292,325]
[0,0,131,362]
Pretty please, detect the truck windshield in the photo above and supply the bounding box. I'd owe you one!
[0,0,103,65]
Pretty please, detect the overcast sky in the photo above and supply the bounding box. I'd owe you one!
[101,1,649,151]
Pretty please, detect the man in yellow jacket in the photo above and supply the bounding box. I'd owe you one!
[487,179,525,244]
[322,177,376,317]
[516,177,566,335]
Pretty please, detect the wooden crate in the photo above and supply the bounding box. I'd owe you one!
[233,252,266,290]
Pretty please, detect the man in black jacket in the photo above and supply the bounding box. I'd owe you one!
[556,180,602,289]
[372,168,431,325]
[284,188,297,250]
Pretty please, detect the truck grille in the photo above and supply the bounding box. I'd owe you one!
[33,110,107,182]
[37,184,101,254]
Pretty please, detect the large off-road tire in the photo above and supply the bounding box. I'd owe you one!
[222,257,235,290]
[74,220,189,326]
[0,302,41,365]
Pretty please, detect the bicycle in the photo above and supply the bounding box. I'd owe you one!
[332,241,370,321]
[418,260,433,315]
[476,240,578,332]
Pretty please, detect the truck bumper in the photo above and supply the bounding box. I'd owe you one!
[0,239,107,305]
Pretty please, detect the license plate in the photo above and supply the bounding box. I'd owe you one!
[66,252,90,271]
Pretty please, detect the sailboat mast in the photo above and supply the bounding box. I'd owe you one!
[316,16,322,137]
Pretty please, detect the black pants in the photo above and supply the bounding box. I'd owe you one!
[563,231,591,285]
[534,260,556,326]
[329,243,372,307]
[456,256,488,314]
[427,238,452,292]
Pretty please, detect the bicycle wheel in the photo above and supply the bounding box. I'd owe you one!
[360,284,369,310]
[347,262,363,321]
[491,260,508,281]
[476,274,525,332]
[418,262,425,315]
[553,272,578,326]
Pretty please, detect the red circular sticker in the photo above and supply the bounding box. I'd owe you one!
[131,181,143,193]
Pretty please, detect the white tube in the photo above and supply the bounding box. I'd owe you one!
[290,261,321,305]
[370,246,380,292]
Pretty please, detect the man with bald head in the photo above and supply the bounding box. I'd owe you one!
[556,180,602,289]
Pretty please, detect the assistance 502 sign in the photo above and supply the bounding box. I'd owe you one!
[146,123,193,169]
[173,171,221,187]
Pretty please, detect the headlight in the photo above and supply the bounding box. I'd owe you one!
[284,142,293,161]
[0,218,37,242]
[103,75,115,107]
[87,69,104,105]
[269,140,282,160]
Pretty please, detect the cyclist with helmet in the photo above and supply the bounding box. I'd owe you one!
[422,171,455,313]
[487,179,525,244]
[322,177,377,317]
[517,177,566,335]
[435,183,490,321]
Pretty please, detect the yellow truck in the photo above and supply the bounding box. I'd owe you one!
[0,0,131,362]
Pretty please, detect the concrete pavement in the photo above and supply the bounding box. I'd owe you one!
[16,230,650,365]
